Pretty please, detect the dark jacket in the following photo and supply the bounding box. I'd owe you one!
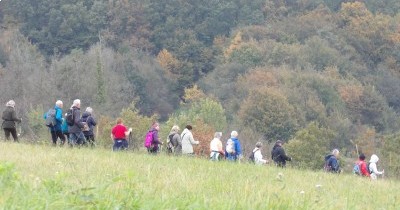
[68,106,83,134]
[271,144,291,167]
[325,154,340,173]
[81,111,96,136]
[2,106,21,129]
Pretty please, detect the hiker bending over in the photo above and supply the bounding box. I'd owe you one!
[210,132,224,161]
[324,149,340,173]
[271,140,291,167]
[111,118,132,151]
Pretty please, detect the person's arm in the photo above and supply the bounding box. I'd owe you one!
[279,148,291,161]
[331,158,339,172]
[89,116,97,126]
[124,127,132,137]
[235,140,242,156]
[111,127,115,141]
[175,134,182,146]
[188,132,199,145]
[254,150,267,164]
[152,131,162,144]
[370,163,384,175]
[74,109,83,128]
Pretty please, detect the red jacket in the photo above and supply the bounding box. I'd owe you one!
[357,160,370,177]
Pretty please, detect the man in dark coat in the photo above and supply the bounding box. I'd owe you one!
[2,100,21,142]
[271,140,292,167]
[68,99,85,146]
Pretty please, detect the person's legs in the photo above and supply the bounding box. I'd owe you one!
[69,133,78,147]
[4,128,11,140]
[56,131,66,145]
[51,131,57,145]
[10,128,18,142]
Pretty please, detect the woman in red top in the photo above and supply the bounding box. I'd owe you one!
[357,153,370,177]
[111,118,132,151]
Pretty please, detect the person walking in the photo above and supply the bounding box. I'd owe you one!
[271,140,292,167]
[111,118,132,151]
[355,153,370,177]
[145,122,163,154]
[2,100,21,142]
[81,107,97,147]
[210,132,224,161]
[369,154,384,180]
[167,125,182,155]
[324,149,340,173]
[225,131,242,161]
[44,100,66,146]
[67,99,86,146]
[181,125,199,156]
[252,142,268,165]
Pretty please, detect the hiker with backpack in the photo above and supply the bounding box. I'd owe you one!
[166,125,182,155]
[44,100,66,146]
[2,100,21,142]
[181,125,199,156]
[210,132,224,161]
[324,149,341,173]
[81,107,97,147]
[353,153,370,177]
[225,131,242,161]
[144,122,163,154]
[67,99,86,146]
[251,142,268,165]
[271,140,292,167]
[369,154,384,180]
[111,118,132,151]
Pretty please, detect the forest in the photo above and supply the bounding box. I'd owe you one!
[0,0,400,177]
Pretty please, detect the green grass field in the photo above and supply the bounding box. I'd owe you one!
[0,141,398,210]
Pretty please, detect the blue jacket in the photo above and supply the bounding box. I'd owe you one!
[325,154,340,173]
[44,105,63,132]
[225,137,242,161]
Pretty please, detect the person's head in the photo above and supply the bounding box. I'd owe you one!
[231,131,238,138]
[85,107,93,114]
[255,141,263,148]
[6,100,15,108]
[171,125,180,133]
[72,99,81,108]
[275,140,283,146]
[332,149,340,157]
[359,153,366,161]
[214,132,222,139]
[186,125,193,130]
[370,154,379,163]
[116,118,123,125]
[56,100,63,108]
[152,122,160,130]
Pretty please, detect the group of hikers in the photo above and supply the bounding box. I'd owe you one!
[2,99,385,179]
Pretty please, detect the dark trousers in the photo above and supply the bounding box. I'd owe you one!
[113,139,128,151]
[84,135,95,147]
[3,128,18,142]
[51,130,66,145]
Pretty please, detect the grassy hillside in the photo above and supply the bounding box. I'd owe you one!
[0,142,398,209]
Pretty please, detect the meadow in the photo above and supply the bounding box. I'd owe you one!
[0,141,398,210]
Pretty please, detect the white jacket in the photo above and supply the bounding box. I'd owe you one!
[369,154,384,180]
[181,128,199,154]
[253,148,267,165]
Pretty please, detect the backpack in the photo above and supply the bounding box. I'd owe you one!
[353,162,362,175]
[45,108,57,127]
[65,108,75,126]
[226,138,235,154]
[367,162,372,174]
[81,116,90,132]
[144,130,154,148]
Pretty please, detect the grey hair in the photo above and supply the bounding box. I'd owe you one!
[56,100,63,106]
[255,141,263,148]
[231,131,238,138]
[332,149,339,155]
[86,107,93,113]
[214,132,222,139]
[6,100,15,108]
[72,99,80,107]
[171,125,180,133]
